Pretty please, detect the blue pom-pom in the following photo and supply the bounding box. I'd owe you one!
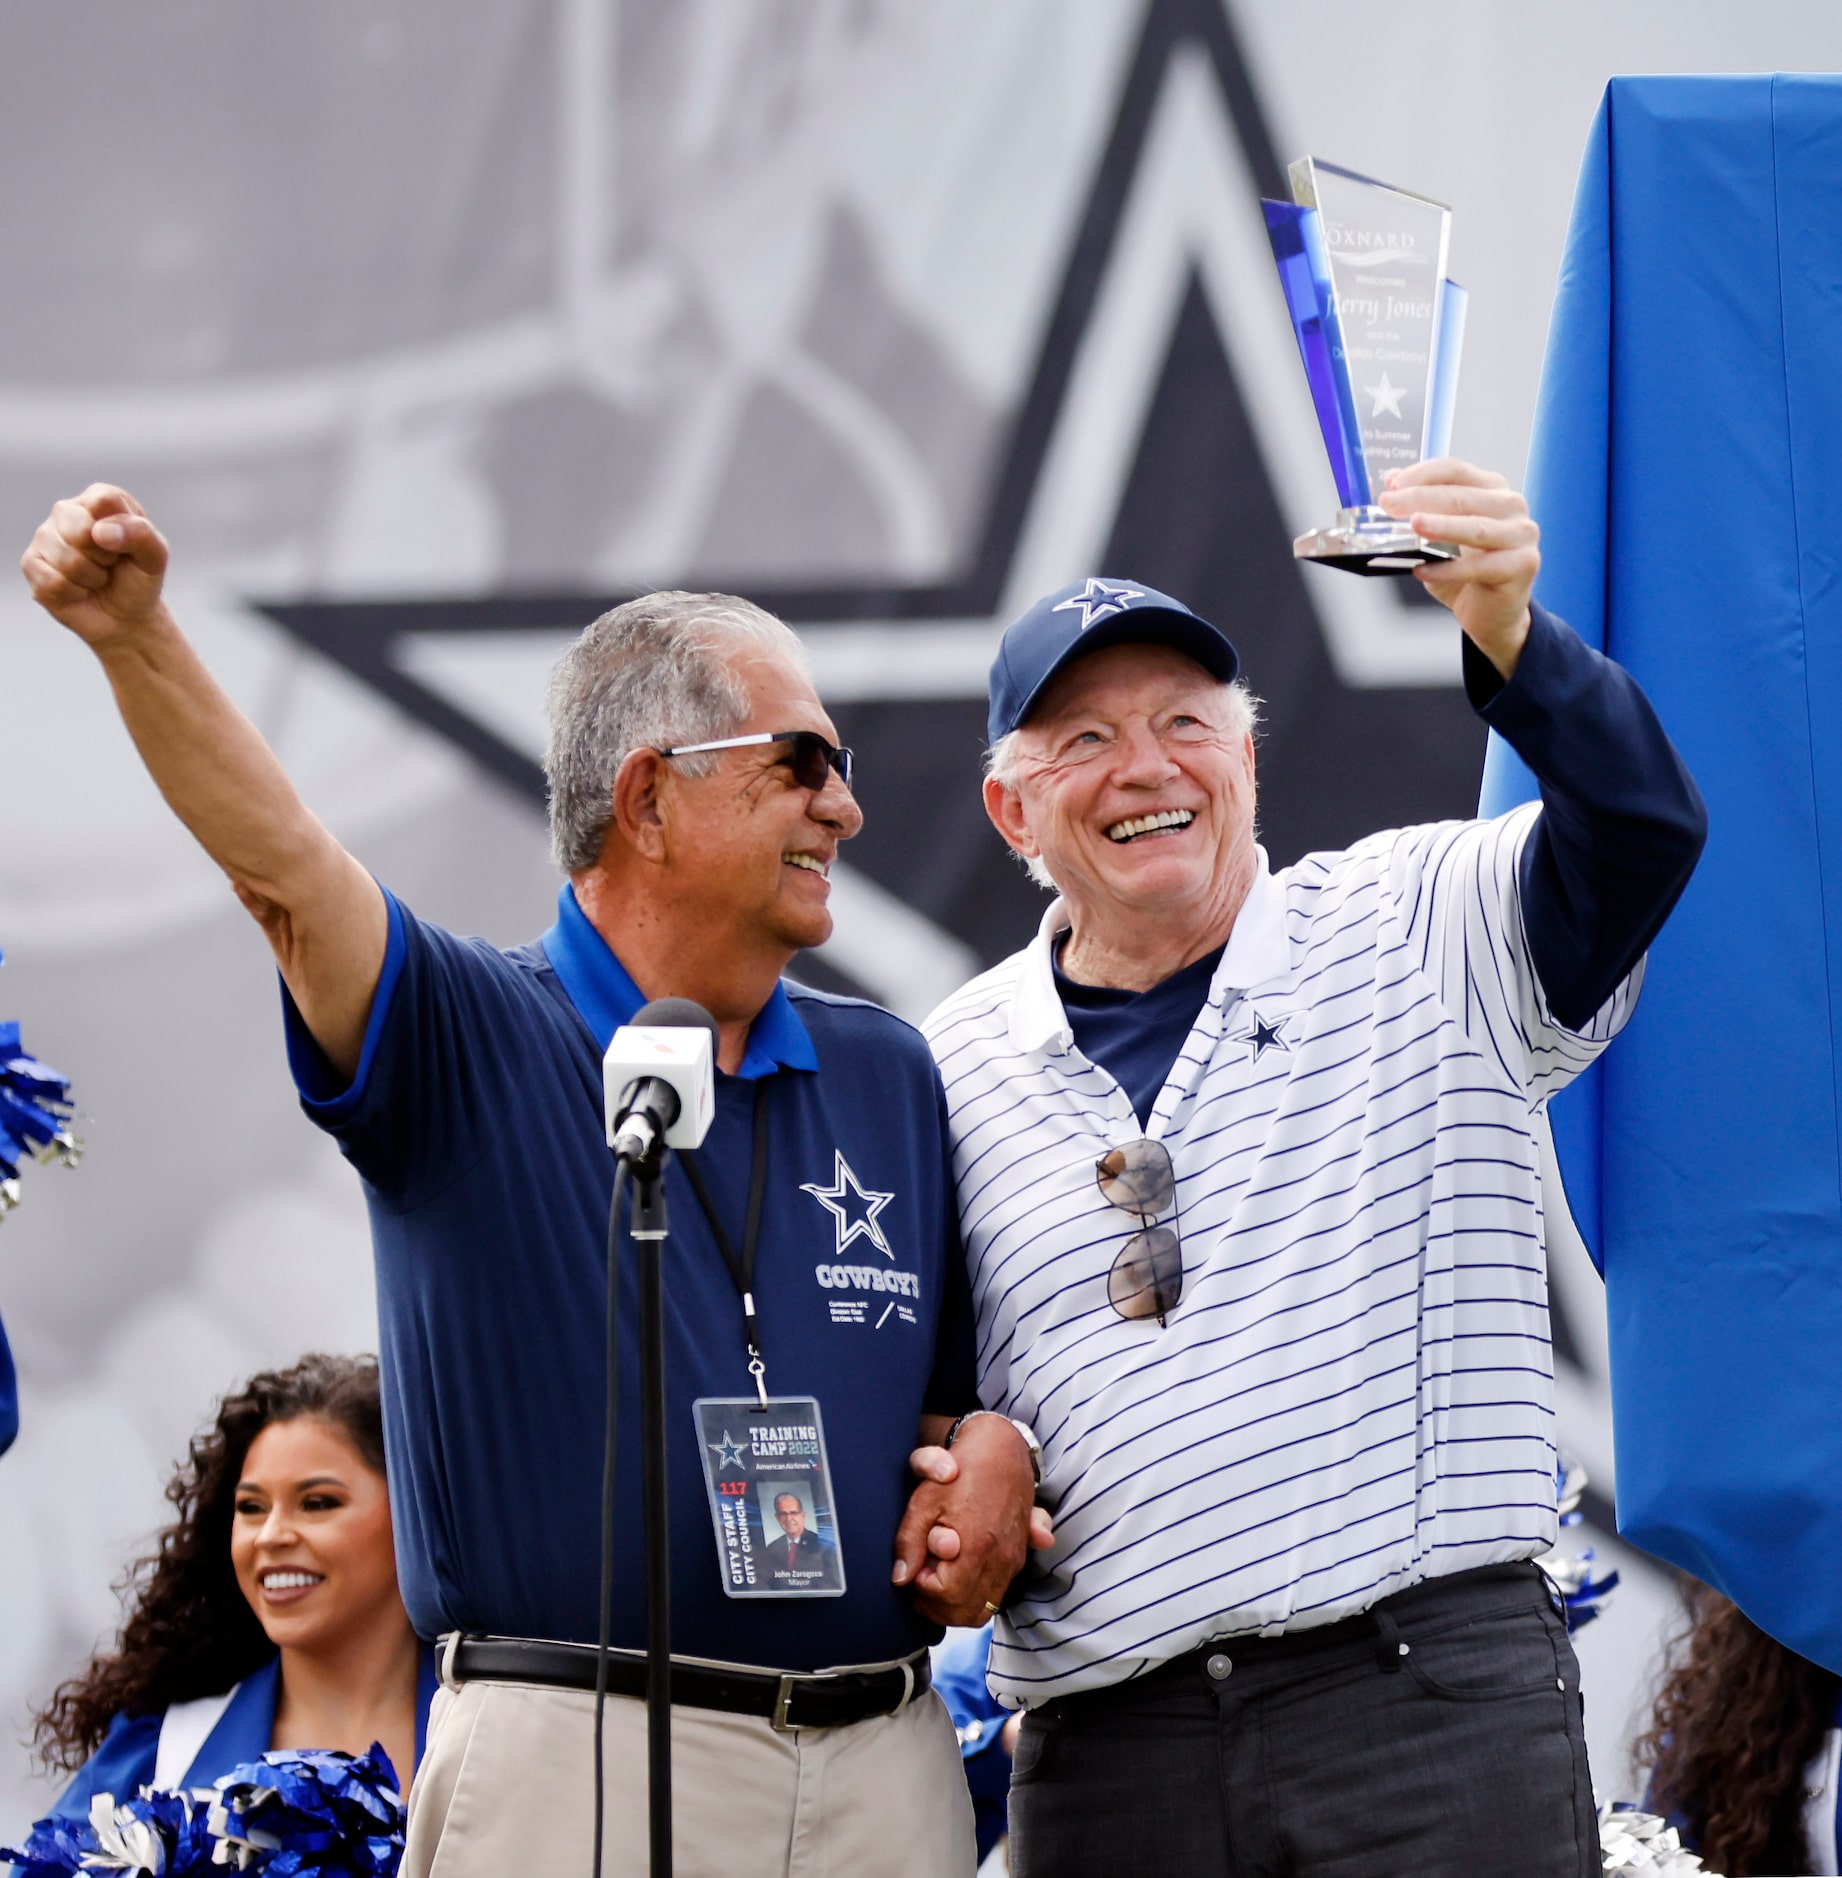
[1,1749,406,1878]
[1559,1548,1622,1633]
[209,1745,406,1877]
[1540,1542,1623,1634]
[1538,1450,1620,1633]
[1,1809,93,1876]
[0,957,81,1219]
[1554,1451,1587,1527]
[2,1784,215,1875]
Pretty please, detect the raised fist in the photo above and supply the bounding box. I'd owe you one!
[21,483,170,649]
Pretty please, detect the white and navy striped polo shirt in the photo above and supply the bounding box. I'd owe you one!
[923,803,1640,1707]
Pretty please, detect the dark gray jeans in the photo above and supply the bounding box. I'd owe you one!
[1008,1562,1599,1878]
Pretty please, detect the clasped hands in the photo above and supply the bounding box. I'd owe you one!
[891,1413,1053,1627]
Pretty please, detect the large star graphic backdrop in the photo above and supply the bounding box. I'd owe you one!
[263,0,1485,1006]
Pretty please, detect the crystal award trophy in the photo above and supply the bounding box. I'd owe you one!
[1262,158,1467,575]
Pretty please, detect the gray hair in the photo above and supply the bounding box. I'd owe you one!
[544,590,809,872]
[985,679,1262,891]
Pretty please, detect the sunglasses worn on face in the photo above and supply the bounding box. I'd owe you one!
[655,729,855,793]
[1096,1136,1183,1326]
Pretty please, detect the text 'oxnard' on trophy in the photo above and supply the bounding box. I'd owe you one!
[1262,157,1467,576]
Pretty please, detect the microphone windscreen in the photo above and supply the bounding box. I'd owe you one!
[630,997,720,1045]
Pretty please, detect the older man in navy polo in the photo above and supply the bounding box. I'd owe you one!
[22,485,1044,1878]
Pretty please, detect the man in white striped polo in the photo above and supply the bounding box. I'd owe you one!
[920,460,1706,1876]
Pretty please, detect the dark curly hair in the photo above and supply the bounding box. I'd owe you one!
[34,1352,387,1772]
[1635,1580,1840,1876]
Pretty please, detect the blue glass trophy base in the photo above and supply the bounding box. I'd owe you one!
[1293,506,1458,577]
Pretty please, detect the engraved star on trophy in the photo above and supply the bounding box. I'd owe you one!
[1262,157,1468,576]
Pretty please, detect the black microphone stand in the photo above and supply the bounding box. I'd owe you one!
[597,997,717,1878]
[627,1138,674,1878]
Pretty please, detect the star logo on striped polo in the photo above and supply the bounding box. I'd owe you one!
[800,1152,895,1258]
[1248,1011,1289,1059]
[1052,577,1147,631]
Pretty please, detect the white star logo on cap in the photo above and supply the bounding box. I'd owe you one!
[1052,577,1148,631]
[800,1152,896,1258]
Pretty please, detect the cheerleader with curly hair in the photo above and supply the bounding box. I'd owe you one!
[32,1353,435,1820]
[1637,1581,1842,1876]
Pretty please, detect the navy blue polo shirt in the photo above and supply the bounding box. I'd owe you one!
[1054,942,1226,1129]
[284,884,977,1672]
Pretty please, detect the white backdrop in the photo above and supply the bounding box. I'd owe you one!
[4,0,1840,1832]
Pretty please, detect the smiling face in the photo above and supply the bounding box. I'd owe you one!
[657,647,863,955]
[230,1416,405,1657]
[986,641,1258,954]
[774,1494,807,1538]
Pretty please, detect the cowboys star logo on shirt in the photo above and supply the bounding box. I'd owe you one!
[800,1152,895,1257]
[1052,576,1148,631]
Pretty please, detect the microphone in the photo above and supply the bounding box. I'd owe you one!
[604,997,719,1163]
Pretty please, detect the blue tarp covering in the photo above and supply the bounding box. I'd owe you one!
[1482,74,1842,1670]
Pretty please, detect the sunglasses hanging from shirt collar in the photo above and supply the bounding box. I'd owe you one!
[1096,1137,1183,1326]
[655,728,854,793]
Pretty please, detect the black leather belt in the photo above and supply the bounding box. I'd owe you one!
[444,1634,931,1734]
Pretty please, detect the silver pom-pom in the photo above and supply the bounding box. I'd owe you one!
[1599,1803,1715,1876]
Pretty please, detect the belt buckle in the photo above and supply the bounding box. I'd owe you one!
[772,1672,813,1733]
[772,1658,916,1733]
[889,1657,917,1716]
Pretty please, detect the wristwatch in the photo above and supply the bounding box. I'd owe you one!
[944,1409,1044,1487]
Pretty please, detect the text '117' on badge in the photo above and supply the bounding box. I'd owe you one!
[694,1396,847,1598]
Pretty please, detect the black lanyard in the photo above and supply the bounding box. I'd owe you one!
[677,1077,772,1407]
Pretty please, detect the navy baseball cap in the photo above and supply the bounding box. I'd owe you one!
[987,577,1241,744]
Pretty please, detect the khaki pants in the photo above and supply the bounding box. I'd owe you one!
[405,1672,978,1878]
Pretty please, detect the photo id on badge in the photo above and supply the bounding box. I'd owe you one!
[693,1396,846,1598]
